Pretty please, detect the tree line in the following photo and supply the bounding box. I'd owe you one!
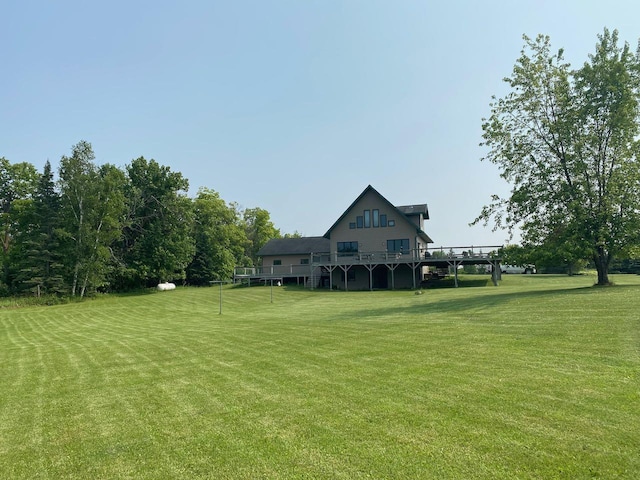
[0,141,283,297]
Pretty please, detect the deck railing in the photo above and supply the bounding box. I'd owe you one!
[233,245,503,278]
[233,264,324,278]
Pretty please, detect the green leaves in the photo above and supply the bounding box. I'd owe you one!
[478,29,640,284]
[58,141,127,296]
[186,188,248,284]
[121,157,195,285]
[243,207,281,265]
[1,145,284,295]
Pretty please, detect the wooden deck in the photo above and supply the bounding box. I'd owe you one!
[234,246,504,289]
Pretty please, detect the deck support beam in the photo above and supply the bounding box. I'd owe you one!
[364,262,376,291]
[410,262,420,290]
[384,263,400,290]
[338,264,352,291]
[325,265,338,291]
[446,260,461,287]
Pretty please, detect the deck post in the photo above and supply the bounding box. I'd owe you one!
[385,262,399,290]
[454,262,459,287]
[338,264,352,291]
[491,260,499,286]
[411,262,417,290]
[344,268,348,291]
[327,265,337,291]
[364,262,375,291]
[310,253,314,290]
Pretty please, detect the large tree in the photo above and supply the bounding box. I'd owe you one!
[58,141,126,296]
[14,160,66,295]
[475,29,640,285]
[243,207,280,266]
[0,157,38,288]
[186,188,249,284]
[120,157,195,286]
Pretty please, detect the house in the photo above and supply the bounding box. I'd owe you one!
[253,236,330,287]
[236,185,502,290]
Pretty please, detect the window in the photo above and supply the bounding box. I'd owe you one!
[356,216,364,228]
[347,269,356,281]
[387,239,410,253]
[364,210,371,228]
[380,214,387,227]
[372,209,379,227]
[300,259,309,265]
[337,241,358,255]
[273,259,282,265]
[388,219,395,227]
[349,222,356,229]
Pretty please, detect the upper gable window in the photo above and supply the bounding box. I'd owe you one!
[372,209,379,227]
[349,222,356,229]
[356,216,363,228]
[380,214,387,227]
[364,210,371,228]
[388,219,395,227]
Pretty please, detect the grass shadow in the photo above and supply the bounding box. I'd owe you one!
[422,276,491,289]
[342,283,640,319]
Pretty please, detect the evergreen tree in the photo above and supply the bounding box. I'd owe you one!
[14,161,65,295]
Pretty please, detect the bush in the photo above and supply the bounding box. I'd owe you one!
[0,294,72,309]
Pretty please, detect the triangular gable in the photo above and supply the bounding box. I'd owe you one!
[323,185,433,243]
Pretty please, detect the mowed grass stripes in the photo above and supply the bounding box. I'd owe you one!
[1,275,639,479]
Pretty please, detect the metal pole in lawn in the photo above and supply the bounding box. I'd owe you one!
[219,281,223,314]
[210,280,223,314]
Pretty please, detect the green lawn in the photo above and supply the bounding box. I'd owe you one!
[1,274,639,479]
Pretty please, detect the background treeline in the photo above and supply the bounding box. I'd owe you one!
[0,141,287,297]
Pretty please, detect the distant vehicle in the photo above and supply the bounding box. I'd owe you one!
[501,264,536,274]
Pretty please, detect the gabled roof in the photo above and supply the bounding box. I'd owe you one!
[257,237,330,256]
[323,185,433,243]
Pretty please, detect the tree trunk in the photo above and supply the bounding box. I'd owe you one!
[593,246,611,286]
[72,262,79,296]
[80,271,89,298]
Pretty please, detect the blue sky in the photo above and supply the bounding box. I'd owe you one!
[2,1,639,247]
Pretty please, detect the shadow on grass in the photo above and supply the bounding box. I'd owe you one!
[111,288,160,298]
[337,283,640,319]
[423,277,491,289]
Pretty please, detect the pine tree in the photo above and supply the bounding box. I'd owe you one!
[15,161,66,295]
